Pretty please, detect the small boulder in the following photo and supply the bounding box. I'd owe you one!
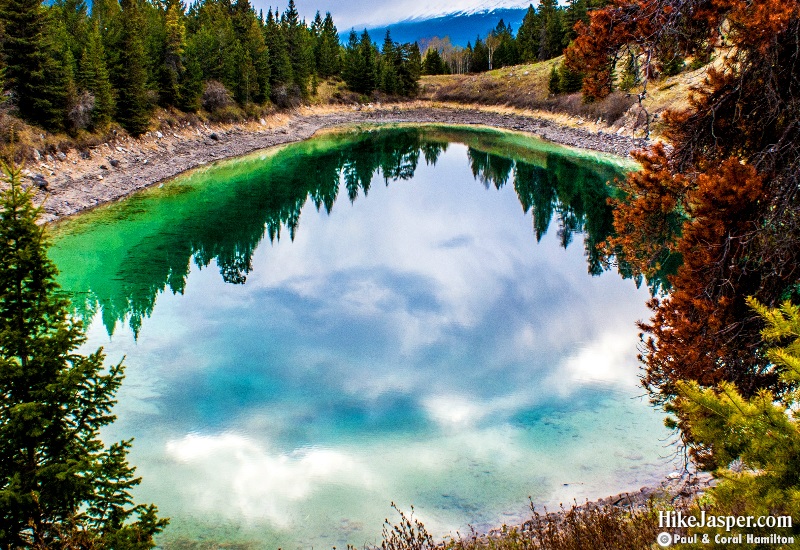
[79,150,91,160]
[209,132,220,141]
[155,131,163,139]
[32,174,48,190]
[100,165,109,170]
[108,158,120,168]
[56,151,67,161]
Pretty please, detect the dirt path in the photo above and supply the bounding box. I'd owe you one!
[28,105,649,223]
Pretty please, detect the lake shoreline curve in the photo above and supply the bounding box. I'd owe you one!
[29,104,649,224]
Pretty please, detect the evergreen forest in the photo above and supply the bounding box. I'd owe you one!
[0,0,609,138]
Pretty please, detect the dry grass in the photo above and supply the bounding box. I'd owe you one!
[376,498,685,550]
[419,55,715,138]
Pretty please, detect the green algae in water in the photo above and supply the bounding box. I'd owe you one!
[49,126,672,549]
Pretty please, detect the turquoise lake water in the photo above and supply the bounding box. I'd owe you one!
[49,126,674,549]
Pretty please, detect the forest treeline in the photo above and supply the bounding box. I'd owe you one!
[1,0,620,141]
[420,0,607,81]
[2,0,425,137]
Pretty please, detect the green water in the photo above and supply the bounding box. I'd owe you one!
[49,126,671,549]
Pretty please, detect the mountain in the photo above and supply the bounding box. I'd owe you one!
[365,7,528,47]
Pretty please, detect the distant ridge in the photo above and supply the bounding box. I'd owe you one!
[364,8,527,48]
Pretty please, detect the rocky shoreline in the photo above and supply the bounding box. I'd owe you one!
[25,104,649,223]
[469,472,713,546]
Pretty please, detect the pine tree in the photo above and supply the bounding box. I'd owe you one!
[52,0,90,62]
[241,16,270,103]
[491,20,518,68]
[558,61,583,92]
[264,8,293,91]
[193,0,239,93]
[316,12,340,78]
[311,10,323,73]
[548,63,561,94]
[116,0,152,136]
[35,18,79,131]
[357,29,377,95]
[161,0,187,107]
[342,29,376,95]
[470,37,489,72]
[422,48,446,75]
[673,298,800,536]
[537,0,564,61]
[2,0,51,126]
[178,38,203,112]
[90,0,122,85]
[78,20,115,128]
[282,0,312,97]
[0,166,168,548]
[516,4,541,63]
[618,50,640,92]
[561,0,587,47]
[395,42,420,96]
[407,42,422,82]
[379,30,399,94]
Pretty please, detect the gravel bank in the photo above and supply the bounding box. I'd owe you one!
[28,105,649,223]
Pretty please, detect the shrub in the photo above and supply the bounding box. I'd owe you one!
[201,80,234,113]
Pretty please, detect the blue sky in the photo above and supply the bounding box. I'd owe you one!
[252,0,533,30]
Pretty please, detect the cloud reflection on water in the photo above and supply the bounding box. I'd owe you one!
[55,128,671,548]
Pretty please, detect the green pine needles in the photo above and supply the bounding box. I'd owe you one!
[0,165,167,549]
[671,297,800,543]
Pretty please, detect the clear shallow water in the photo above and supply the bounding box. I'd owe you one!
[49,126,673,549]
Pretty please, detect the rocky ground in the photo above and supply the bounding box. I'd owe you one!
[23,104,650,223]
[468,471,714,546]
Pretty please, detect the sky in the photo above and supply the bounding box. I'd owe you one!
[251,0,533,30]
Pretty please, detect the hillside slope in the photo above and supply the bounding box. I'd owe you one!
[419,57,712,139]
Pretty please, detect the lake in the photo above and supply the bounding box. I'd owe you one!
[49,125,673,549]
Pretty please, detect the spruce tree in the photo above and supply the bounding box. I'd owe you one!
[52,0,90,63]
[537,0,563,61]
[0,166,167,548]
[516,5,540,63]
[316,12,340,78]
[117,0,152,136]
[161,0,187,107]
[33,17,79,131]
[407,42,422,82]
[78,21,115,128]
[470,37,489,72]
[357,30,377,95]
[557,62,584,93]
[422,48,446,75]
[193,0,238,92]
[264,9,293,92]
[561,0,587,47]
[311,10,323,73]
[379,30,399,94]
[282,0,312,97]
[341,29,363,91]
[241,15,270,103]
[178,38,203,112]
[2,0,51,126]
